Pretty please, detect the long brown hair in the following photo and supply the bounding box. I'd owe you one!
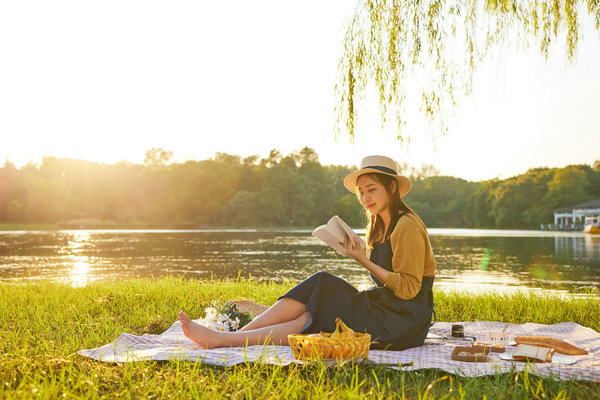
[358,173,412,248]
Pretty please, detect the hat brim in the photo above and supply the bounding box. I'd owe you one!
[343,169,411,197]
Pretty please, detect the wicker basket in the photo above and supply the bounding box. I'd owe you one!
[288,318,371,361]
[223,300,269,317]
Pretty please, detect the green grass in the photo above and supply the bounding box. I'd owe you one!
[1,277,598,399]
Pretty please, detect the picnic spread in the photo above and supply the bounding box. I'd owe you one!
[78,318,600,382]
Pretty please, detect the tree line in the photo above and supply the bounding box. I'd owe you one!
[1,148,599,229]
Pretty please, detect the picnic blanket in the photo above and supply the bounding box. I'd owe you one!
[78,320,600,382]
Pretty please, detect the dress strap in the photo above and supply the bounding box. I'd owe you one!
[419,276,436,326]
[421,275,435,289]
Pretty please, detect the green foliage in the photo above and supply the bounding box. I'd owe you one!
[543,165,590,209]
[464,180,499,228]
[0,148,358,229]
[221,191,261,226]
[336,0,600,140]
[334,194,366,227]
[209,301,254,331]
[405,176,479,227]
[465,164,600,229]
[1,151,598,229]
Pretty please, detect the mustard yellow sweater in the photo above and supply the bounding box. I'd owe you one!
[380,213,436,300]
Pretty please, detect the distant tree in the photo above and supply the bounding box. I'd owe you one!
[334,194,365,228]
[582,163,600,198]
[336,0,600,141]
[171,159,241,225]
[464,180,498,228]
[106,162,144,224]
[0,161,21,221]
[6,199,22,226]
[518,167,555,227]
[22,173,66,223]
[144,148,173,166]
[261,149,282,168]
[221,191,260,226]
[324,165,356,199]
[237,155,263,193]
[543,165,590,209]
[297,153,335,222]
[295,146,320,166]
[214,152,241,165]
[263,160,308,225]
[523,206,553,228]
[408,164,441,182]
[491,175,539,228]
[4,148,597,229]
[257,186,287,226]
[405,175,477,227]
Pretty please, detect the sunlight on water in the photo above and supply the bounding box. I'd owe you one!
[69,258,91,287]
[64,232,92,287]
[354,277,377,292]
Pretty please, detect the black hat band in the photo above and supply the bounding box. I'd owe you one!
[362,165,397,175]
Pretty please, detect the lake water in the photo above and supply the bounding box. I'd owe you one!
[0,229,599,295]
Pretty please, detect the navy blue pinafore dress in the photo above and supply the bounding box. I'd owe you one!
[280,215,435,350]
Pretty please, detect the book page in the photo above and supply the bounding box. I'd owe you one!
[312,226,347,256]
[311,215,365,256]
[325,216,350,242]
[332,216,366,250]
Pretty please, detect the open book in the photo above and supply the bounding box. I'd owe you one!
[312,215,366,256]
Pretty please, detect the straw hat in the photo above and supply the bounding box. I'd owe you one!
[343,155,411,196]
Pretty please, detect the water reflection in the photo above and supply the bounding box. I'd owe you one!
[65,232,92,287]
[0,229,598,295]
[69,257,91,287]
[432,232,599,293]
[555,235,600,261]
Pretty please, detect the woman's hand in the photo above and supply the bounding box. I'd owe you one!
[341,236,391,283]
[341,236,368,264]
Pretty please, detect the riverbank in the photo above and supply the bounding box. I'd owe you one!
[2,277,599,398]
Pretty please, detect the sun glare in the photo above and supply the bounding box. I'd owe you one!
[64,231,92,287]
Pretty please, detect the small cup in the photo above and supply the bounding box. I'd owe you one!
[451,324,464,338]
[488,330,509,344]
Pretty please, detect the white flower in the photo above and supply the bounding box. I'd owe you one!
[202,305,243,332]
[205,307,218,318]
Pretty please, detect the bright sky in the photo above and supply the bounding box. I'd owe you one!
[1,1,599,182]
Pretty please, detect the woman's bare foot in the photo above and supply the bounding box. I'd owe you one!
[178,311,223,349]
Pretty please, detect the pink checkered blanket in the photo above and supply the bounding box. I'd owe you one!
[78,321,600,381]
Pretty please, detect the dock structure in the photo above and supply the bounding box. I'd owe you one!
[547,198,600,230]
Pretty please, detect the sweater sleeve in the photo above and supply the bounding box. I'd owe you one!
[383,218,426,300]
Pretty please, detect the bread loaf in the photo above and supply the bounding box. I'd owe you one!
[514,336,588,356]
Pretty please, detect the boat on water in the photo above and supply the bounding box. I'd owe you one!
[583,216,600,234]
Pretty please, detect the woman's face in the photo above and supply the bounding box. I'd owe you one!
[356,174,394,216]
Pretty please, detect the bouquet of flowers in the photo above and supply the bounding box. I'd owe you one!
[201,301,253,332]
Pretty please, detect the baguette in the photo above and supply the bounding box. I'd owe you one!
[514,336,588,355]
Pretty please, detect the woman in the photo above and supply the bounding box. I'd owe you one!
[179,155,436,350]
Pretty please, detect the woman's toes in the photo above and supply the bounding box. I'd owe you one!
[177,312,221,348]
[178,311,191,323]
